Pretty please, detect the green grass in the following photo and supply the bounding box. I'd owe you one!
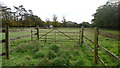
[99,28,120,35]
[1,27,119,67]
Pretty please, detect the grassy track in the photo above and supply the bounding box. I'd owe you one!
[1,27,119,66]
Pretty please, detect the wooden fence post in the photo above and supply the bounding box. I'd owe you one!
[31,29,33,41]
[94,27,99,64]
[80,26,84,45]
[5,23,9,59]
[36,25,39,40]
[79,28,81,43]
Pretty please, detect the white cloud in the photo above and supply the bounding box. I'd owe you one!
[0,0,108,23]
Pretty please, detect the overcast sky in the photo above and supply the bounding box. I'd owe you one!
[0,0,108,23]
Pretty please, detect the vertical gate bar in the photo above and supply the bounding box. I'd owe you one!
[80,26,84,45]
[94,27,99,64]
[31,29,33,41]
[79,28,81,43]
[36,25,39,40]
[5,23,9,59]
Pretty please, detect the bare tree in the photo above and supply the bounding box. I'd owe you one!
[62,16,67,27]
[52,14,58,27]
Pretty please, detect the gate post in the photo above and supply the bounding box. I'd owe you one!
[94,27,99,64]
[79,28,80,43]
[80,26,84,45]
[36,25,39,40]
[5,23,9,59]
[31,29,33,41]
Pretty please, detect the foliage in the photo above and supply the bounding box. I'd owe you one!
[1,4,80,27]
[1,4,43,27]
[80,21,91,27]
[92,1,119,29]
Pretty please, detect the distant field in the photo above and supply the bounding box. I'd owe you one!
[99,28,120,35]
[1,27,119,66]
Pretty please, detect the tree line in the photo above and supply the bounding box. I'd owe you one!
[0,4,79,27]
[91,1,119,29]
[1,5,43,27]
[45,15,79,27]
[1,0,119,29]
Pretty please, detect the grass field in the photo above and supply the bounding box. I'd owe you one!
[1,27,119,67]
[99,28,120,34]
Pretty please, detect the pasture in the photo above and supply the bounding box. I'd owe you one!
[0,27,119,67]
